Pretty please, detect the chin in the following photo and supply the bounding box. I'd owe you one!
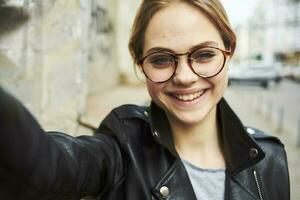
[166,109,210,127]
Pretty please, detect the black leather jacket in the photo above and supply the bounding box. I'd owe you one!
[0,88,290,200]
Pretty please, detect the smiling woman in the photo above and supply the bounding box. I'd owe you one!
[0,0,290,200]
[142,2,231,129]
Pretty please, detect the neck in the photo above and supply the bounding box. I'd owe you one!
[169,107,225,169]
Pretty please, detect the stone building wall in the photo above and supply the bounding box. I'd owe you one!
[87,0,119,95]
[235,0,300,66]
[112,0,142,84]
[0,0,120,135]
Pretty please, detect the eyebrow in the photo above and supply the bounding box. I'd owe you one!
[145,41,220,54]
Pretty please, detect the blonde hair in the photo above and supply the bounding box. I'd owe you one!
[129,0,236,64]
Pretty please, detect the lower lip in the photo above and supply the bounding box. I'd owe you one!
[169,90,208,108]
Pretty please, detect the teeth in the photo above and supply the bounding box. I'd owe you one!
[175,90,205,101]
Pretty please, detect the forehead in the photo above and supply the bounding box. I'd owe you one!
[143,1,224,53]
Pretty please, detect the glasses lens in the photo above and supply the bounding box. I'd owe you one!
[190,47,225,77]
[142,52,175,82]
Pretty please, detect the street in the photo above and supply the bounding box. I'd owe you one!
[226,79,300,139]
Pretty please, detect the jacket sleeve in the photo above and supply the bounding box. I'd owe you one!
[0,87,124,199]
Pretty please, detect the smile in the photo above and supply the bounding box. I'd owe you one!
[172,90,206,102]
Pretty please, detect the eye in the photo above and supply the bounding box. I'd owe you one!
[191,48,218,63]
[146,53,174,69]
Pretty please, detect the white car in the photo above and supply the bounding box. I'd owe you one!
[228,63,282,88]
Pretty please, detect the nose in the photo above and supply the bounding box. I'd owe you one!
[172,56,199,85]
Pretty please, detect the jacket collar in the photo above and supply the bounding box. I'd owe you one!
[151,159,197,200]
[148,98,265,175]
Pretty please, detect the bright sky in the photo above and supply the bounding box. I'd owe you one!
[220,0,259,26]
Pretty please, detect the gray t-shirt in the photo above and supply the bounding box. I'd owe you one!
[182,159,226,200]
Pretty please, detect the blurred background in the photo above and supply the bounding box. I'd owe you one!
[0,0,299,199]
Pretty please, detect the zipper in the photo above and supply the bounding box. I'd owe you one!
[253,169,264,200]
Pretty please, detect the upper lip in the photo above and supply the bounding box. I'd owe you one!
[166,88,208,95]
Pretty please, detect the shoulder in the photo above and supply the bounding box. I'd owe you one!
[245,127,290,197]
[109,104,149,121]
[245,127,287,164]
[245,127,284,147]
[97,104,150,134]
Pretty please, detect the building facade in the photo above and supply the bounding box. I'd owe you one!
[0,0,141,135]
[234,0,300,67]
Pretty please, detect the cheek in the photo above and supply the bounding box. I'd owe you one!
[146,80,163,100]
[210,66,228,91]
[219,62,229,81]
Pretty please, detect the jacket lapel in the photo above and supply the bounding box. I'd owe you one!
[148,98,266,200]
[151,159,197,200]
[149,98,265,175]
[217,98,265,175]
[226,168,262,200]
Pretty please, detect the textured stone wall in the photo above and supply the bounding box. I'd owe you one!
[87,0,119,95]
[0,0,119,135]
[113,0,142,84]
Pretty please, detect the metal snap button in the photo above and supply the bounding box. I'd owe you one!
[249,148,259,158]
[144,110,149,116]
[159,186,169,197]
[247,128,255,135]
[153,131,160,138]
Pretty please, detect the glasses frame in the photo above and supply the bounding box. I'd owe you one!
[138,46,231,83]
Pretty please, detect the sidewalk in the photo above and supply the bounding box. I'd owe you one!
[81,84,299,199]
[77,85,149,135]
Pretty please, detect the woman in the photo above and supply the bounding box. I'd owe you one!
[0,0,289,199]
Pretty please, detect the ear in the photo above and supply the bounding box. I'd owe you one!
[225,54,231,65]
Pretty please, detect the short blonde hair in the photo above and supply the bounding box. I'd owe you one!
[129,0,236,64]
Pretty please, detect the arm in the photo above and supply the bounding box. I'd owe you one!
[0,87,124,199]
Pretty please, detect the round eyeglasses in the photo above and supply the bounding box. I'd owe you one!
[138,46,231,83]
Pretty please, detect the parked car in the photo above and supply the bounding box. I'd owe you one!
[291,67,300,82]
[228,63,282,88]
[281,65,300,82]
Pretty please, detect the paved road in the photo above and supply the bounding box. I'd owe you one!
[226,79,300,138]
[83,79,300,199]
